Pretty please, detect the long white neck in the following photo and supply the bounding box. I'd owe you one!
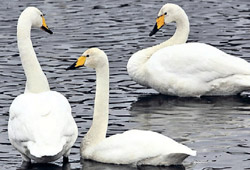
[127,11,189,84]
[17,13,50,93]
[81,61,109,151]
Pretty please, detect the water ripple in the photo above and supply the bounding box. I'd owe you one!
[1,0,250,170]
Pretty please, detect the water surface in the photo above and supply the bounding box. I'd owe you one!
[1,0,250,169]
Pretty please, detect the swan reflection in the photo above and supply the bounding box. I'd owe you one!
[81,159,185,170]
[18,162,71,170]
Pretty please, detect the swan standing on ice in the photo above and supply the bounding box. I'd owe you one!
[67,48,196,166]
[127,3,250,97]
[8,7,78,163]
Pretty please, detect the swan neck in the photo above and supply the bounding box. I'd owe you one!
[154,12,190,53]
[94,65,109,123]
[17,15,50,93]
[83,62,109,148]
[171,13,190,44]
[127,10,189,87]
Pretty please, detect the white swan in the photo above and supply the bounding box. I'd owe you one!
[127,3,189,89]
[127,3,250,97]
[8,7,78,163]
[67,48,196,166]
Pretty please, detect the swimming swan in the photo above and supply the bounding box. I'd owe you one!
[127,3,189,90]
[127,3,250,97]
[8,7,78,163]
[67,48,196,166]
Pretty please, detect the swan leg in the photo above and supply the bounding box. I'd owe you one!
[63,156,69,163]
[21,153,31,162]
[62,161,71,169]
[63,149,71,163]
[20,160,31,169]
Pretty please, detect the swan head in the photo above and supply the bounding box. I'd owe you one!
[149,3,185,36]
[19,7,53,34]
[67,48,108,70]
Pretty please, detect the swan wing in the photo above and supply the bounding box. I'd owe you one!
[87,130,195,165]
[8,91,78,158]
[146,43,250,96]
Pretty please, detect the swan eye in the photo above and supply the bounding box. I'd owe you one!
[164,12,167,15]
[86,55,90,58]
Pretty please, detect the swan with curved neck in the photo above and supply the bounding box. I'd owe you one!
[67,48,196,166]
[8,7,78,163]
[127,3,250,97]
[127,3,189,86]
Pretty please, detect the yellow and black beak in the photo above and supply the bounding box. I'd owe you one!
[149,14,165,36]
[41,16,53,34]
[66,56,87,70]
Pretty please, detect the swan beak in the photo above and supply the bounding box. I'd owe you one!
[66,56,87,70]
[41,16,53,34]
[149,14,165,36]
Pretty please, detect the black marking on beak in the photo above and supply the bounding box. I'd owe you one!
[66,61,78,70]
[41,26,53,34]
[149,23,159,36]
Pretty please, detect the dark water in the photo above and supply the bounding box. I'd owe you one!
[1,0,250,169]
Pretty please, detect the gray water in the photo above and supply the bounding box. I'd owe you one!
[1,0,250,169]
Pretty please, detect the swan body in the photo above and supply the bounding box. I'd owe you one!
[144,42,250,97]
[82,129,196,166]
[9,91,77,162]
[128,3,250,97]
[67,48,196,166]
[8,7,78,163]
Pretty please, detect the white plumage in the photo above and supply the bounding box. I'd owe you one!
[84,130,196,166]
[127,3,250,97]
[67,48,196,166]
[145,43,250,97]
[9,92,77,162]
[8,7,78,163]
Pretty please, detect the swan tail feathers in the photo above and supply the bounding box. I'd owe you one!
[27,142,63,159]
[189,150,197,156]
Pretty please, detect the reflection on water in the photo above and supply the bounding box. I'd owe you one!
[1,0,250,169]
[18,160,186,170]
[18,162,71,170]
[81,159,185,170]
